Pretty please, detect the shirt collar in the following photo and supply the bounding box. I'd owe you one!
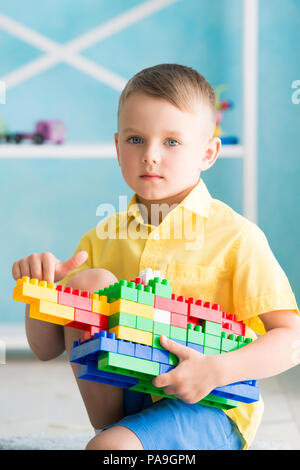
[127,178,212,224]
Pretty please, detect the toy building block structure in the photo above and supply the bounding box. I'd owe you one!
[13,268,259,410]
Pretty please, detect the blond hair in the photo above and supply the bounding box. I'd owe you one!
[118,63,217,135]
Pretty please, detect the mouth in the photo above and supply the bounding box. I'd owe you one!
[140,173,163,180]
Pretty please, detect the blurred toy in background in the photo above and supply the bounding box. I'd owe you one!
[0,119,65,144]
[214,85,238,145]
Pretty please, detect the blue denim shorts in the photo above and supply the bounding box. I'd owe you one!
[99,389,244,450]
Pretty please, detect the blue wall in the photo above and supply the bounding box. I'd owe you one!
[0,0,299,323]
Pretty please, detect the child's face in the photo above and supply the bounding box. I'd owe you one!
[114,91,220,202]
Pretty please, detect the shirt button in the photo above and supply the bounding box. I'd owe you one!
[153,233,160,241]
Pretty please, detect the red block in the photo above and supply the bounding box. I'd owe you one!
[154,295,174,311]
[154,294,188,315]
[222,312,245,336]
[130,277,145,285]
[170,294,188,315]
[57,285,92,311]
[187,298,222,323]
[67,308,108,331]
[171,312,188,328]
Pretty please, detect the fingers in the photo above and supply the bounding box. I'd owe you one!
[55,250,88,282]
[12,252,57,283]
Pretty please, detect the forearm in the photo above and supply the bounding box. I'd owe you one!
[25,303,65,360]
[213,326,300,387]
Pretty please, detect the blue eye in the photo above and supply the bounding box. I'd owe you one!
[128,136,142,144]
[166,139,179,146]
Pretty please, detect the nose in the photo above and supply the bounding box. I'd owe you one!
[142,144,161,165]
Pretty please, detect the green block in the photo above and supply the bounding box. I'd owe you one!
[148,277,172,299]
[237,336,253,348]
[96,280,138,303]
[136,316,154,333]
[168,352,178,366]
[130,380,238,410]
[202,320,222,336]
[153,321,170,336]
[109,312,137,329]
[136,284,155,306]
[187,324,204,345]
[170,325,186,342]
[204,333,221,350]
[203,346,220,356]
[98,351,160,378]
[220,332,239,352]
[152,334,165,350]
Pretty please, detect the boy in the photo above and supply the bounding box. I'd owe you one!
[12,64,300,450]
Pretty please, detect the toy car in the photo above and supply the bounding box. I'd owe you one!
[3,120,65,144]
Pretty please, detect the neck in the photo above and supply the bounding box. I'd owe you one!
[136,180,199,226]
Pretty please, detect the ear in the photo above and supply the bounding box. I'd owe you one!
[200,137,221,171]
[114,132,120,166]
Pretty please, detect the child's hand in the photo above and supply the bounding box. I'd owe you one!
[152,335,220,404]
[12,250,88,284]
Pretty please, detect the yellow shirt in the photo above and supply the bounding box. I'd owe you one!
[59,178,299,450]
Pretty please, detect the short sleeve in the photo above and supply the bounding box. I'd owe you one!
[57,234,92,288]
[232,222,299,334]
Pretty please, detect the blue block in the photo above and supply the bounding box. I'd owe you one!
[134,343,152,360]
[160,363,175,374]
[78,360,139,388]
[152,347,169,364]
[117,339,135,356]
[187,342,204,354]
[70,331,118,364]
[211,382,260,404]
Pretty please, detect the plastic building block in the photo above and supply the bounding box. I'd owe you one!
[169,294,188,315]
[135,343,153,360]
[170,325,186,342]
[211,381,260,404]
[202,320,222,337]
[96,280,138,303]
[13,269,260,411]
[109,298,154,319]
[187,342,204,354]
[70,331,118,364]
[99,351,160,378]
[109,325,153,346]
[148,277,172,298]
[170,312,188,329]
[135,284,155,306]
[237,336,253,348]
[67,308,108,331]
[187,324,205,345]
[78,360,139,388]
[109,312,137,329]
[154,307,171,324]
[13,277,58,304]
[91,293,110,315]
[136,316,153,333]
[29,299,74,325]
[204,333,221,350]
[153,321,170,337]
[222,312,245,336]
[220,332,239,352]
[56,285,92,311]
[187,299,222,324]
[152,347,170,364]
[203,346,220,355]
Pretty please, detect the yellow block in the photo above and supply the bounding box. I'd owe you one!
[29,299,74,326]
[109,325,152,346]
[13,277,58,304]
[109,299,154,319]
[91,293,110,315]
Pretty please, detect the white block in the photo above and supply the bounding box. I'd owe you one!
[154,308,171,324]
